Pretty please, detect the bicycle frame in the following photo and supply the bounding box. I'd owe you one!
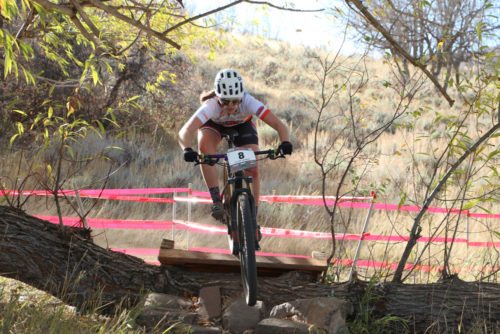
[223,137,259,254]
[195,132,283,306]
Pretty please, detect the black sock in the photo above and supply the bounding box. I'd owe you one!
[209,186,222,203]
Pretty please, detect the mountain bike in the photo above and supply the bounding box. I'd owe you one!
[194,132,284,306]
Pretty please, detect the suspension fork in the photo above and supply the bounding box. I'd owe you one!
[229,186,258,248]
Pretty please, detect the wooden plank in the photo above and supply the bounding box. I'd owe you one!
[158,248,327,278]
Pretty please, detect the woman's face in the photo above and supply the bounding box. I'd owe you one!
[218,97,241,114]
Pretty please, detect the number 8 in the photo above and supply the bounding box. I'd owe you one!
[238,152,245,159]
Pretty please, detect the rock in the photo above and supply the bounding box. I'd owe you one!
[136,293,196,331]
[255,318,311,334]
[142,292,192,309]
[178,324,223,334]
[270,297,352,334]
[198,286,222,320]
[222,298,266,333]
[136,307,196,330]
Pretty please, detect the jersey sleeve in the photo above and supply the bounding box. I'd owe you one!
[193,101,217,123]
[242,93,270,120]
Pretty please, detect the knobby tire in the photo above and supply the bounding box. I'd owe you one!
[237,194,257,306]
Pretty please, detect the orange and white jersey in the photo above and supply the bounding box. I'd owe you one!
[194,92,270,126]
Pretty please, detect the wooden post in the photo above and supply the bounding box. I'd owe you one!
[160,238,175,250]
[172,190,177,240]
[466,215,470,249]
[348,198,375,280]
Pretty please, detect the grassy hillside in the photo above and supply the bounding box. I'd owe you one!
[1,32,498,283]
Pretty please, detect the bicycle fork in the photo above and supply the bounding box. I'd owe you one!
[228,176,260,252]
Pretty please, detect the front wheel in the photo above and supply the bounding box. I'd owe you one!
[237,194,257,306]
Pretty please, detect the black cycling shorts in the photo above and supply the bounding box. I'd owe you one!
[200,119,259,146]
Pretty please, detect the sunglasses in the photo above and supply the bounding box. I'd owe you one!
[219,98,242,106]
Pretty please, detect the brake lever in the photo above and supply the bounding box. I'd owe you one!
[269,151,285,160]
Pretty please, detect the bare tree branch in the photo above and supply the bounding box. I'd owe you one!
[85,0,181,49]
[393,120,500,282]
[244,0,324,12]
[346,0,455,106]
[163,0,245,34]
[69,0,101,38]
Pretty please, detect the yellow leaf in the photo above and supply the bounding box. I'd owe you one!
[437,41,444,51]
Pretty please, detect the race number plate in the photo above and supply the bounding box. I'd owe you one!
[227,147,257,173]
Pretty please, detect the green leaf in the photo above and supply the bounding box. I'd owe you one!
[13,109,27,116]
[398,193,406,210]
[46,164,53,178]
[9,134,19,147]
[476,22,483,42]
[127,95,140,102]
[17,122,24,134]
[92,69,99,85]
[66,145,75,159]
[488,150,500,160]
[462,199,479,210]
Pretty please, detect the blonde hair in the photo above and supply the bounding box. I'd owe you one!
[200,90,217,104]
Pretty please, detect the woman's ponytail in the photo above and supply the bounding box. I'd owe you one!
[200,90,217,104]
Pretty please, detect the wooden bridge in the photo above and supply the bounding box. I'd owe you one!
[158,239,327,278]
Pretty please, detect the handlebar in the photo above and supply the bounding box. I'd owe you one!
[195,148,285,166]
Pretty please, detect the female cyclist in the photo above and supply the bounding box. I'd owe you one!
[178,68,292,226]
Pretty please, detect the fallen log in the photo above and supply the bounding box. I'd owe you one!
[0,205,499,332]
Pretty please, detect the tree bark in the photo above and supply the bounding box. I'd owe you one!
[0,206,175,312]
[1,206,499,332]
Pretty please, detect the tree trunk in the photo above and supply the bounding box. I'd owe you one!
[0,205,175,311]
[1,205,499,332]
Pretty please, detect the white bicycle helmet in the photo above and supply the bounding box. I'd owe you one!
[214,69,245,99]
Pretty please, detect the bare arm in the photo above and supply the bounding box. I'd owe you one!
[178,114,203,149]
[261,111,290,142]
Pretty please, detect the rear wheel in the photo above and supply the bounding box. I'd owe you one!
[237,194,257,306]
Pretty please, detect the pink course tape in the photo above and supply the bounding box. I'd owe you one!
[331,258,500,273]
[35,215,180,229]
[1,188,190,196]
[36,215,500,248]
[111,248,160,255]
[80,195,175,203]
[179,196,500,219]
[3,188,498,218]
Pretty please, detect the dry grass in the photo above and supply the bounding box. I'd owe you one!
[1,32,498,284]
